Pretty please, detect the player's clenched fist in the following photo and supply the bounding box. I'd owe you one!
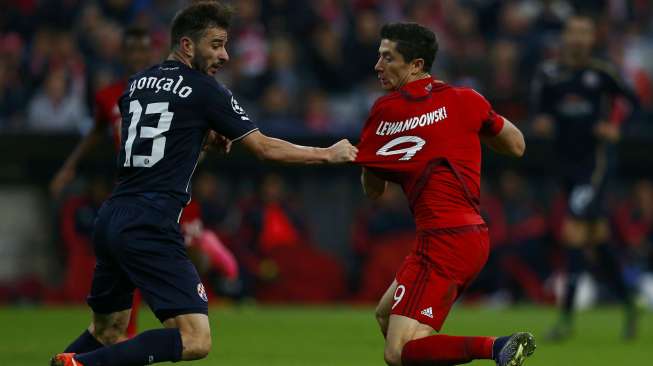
[327,139,358,163]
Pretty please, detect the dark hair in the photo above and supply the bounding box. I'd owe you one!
[122,26,150,46]
[380,22,438,72]
[170,1,234,49]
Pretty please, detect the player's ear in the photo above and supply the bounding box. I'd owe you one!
[180,36,195,58]
[411,58,425,75]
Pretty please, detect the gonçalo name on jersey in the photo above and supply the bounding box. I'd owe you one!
[376,106,447,136]
[129,75,193,98]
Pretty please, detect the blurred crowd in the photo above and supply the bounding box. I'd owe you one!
[1,0,652,135]
[11,169,645,305]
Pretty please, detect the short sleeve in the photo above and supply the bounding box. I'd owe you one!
[204,82,258,141]
[463,88,504,136]
[94,92,109,127]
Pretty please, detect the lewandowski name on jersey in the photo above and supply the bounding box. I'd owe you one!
[375,106,447,136]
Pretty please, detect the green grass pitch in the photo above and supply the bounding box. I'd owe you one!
[0,305,650,365]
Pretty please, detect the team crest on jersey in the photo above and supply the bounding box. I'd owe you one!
[583,70,599,89]
[197,283,208,302]
[231,96,245,115]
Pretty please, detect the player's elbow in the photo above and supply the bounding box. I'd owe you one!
[505,129,526,157]
[511,137,526,157]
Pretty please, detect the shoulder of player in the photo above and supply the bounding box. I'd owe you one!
[446,85,488,104]
[96,79,127,100]
[588,58,620,80]
[371,92,403,111]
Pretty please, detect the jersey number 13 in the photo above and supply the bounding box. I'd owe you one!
[123,100,173,168]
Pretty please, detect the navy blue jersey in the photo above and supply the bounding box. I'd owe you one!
[112,60,257,207]
[531,59,637,177]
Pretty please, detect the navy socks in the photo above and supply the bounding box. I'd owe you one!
[74,328,183,366]
[64,330,104,353]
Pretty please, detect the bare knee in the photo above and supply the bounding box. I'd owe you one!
[90,310,130,345]
[179,327,212,360]
[384,345,402,366]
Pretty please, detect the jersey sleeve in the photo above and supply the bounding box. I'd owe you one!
[463,89,504,136]
[530,66,555,117]
[93,91,109,127]
[203,81,258,141]
[600,66,641,113]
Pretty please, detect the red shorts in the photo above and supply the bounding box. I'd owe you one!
[390,224,489,331]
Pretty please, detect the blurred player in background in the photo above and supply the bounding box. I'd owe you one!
[531,15,640,341]
[51,2,356,366]
[356,23,533,366]
[50,26,152,196]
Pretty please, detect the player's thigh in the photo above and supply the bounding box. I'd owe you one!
[90,309,132,345]
[120,241,209,323]
[376,280,398,324]
[561,216,590,247]
[384,314,433,365]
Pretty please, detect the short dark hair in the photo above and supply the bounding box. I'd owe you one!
[170,1,234,49]
[122,26,150,46]
[380,22,438,72]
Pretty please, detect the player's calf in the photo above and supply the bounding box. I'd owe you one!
[164,313,212,360]
[90,309,131,346]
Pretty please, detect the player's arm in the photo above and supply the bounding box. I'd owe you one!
[361,167,386,199]
[240,130,357,164]
[481,117,525,157]
[529,65,556,138]
[50,122,104,197]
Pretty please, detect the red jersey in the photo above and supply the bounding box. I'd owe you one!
[94,80,126,151]
[356,78,504,230]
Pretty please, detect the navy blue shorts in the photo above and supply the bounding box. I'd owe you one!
[87,196,208,322]
[563,175,608,220]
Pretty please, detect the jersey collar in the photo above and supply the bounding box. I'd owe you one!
[398,76,437,100]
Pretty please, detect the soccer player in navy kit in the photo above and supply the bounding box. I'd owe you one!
[531,15,640,340]
[50,3,357,366]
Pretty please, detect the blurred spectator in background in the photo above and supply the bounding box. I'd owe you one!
[352,184,414,301]
[613,179,653,273]
[26,66,90,132]
[0,0,651,136]
[49,26,152,198]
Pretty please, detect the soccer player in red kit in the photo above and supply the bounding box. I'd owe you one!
[356,23,534,366]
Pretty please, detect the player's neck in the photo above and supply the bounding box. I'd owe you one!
[398,73,431,89]
[562,53,590,69]
[167,50,193,69]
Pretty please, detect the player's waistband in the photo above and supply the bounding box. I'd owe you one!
[417,223,488,236]
[107,192,185,222]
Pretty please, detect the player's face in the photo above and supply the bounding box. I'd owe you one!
[123,37,152,75]
[375,39,411,91]
[192,27,229,76]
[562,18,595,60]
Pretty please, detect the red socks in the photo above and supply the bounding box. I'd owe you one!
[401,335,495,366]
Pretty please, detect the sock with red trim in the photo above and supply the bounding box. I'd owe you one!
[401,334,495,365]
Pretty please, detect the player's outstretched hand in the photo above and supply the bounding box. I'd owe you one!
[327,139,358,163]
[203,130,232,154]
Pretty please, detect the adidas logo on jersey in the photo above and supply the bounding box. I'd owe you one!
[420,307,434,318]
